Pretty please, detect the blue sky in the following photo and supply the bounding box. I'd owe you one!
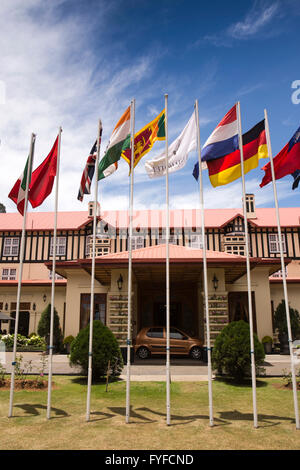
[1,0,299,213]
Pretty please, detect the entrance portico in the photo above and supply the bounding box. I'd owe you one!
[52,244,282,347]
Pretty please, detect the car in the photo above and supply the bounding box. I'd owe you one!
[133,326,203,360]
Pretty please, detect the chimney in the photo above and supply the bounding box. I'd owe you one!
[88,201,100,218]
[244,194,256,219]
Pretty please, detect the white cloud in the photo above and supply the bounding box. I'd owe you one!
[228,1,280,39]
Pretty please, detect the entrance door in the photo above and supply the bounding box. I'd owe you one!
[9,311,30,336]
[153,302,182,328]
[228,292,257,332]
[80,294,107,330]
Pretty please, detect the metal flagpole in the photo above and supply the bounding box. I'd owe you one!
[264,109,300,430]
[86,119,102,422]
[165,93,171,426]
[126,99,135,424]
[195,100,214,427]
[47,126,62,419]
[8,133,36,418]
[237,101,258,428]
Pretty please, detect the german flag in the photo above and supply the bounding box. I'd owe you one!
[121,109,165,169]
[207,120,268,187]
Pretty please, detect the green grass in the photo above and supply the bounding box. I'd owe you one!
[0,376,300,450]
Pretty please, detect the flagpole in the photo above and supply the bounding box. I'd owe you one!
[8,133,36,418]
[86,119,102,422]
[47,126,62,419]
[195,100,214,427]
[264,109,300,430]
[164,93,171,426]
[126,99,135,424]
[237,101,258,428]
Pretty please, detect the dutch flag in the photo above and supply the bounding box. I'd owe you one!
[193,104,238,180]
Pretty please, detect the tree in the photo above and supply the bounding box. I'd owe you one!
[0,203,6,213]
[69,320,123,381]
[274,299,300,341]
[212,320,265,382]
[37,304,63,353]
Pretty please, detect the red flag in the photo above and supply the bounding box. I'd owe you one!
[28,136,58,208]
[260,126,300,187]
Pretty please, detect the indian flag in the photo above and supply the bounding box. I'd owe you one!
[98,106,131,180]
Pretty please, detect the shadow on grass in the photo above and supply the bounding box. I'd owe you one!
[89,410,116,422]
[218,409,295,428]
[13,403,70,419]
[71,376,123,386]
[214,376,268,388]
[108,406,157,424]
[109,406,229,427]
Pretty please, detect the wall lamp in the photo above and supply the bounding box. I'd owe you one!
[117,274,123,291]
[43,294,47,303]
[212,274,219,291]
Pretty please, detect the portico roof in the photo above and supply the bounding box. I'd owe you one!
[50,244,283,286]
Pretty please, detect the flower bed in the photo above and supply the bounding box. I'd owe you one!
[0,333,46,351]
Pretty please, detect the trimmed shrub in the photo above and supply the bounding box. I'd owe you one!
[37,304,63,352]
[274,300,300,340]
[69,320,123,381]
[212,320,265,382]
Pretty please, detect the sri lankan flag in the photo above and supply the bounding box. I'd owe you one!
[121,109,165,169]
[207,120,268,187]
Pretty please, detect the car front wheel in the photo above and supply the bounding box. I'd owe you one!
[137,346,150,359]
[190,346,202,360]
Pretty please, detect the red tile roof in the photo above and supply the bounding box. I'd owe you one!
[98,243,245,261]
[0,207,299,231]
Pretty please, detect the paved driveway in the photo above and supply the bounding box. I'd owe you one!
[1,353,296,380]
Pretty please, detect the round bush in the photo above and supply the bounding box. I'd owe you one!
[69,320,123,381]
[212,320,265,382]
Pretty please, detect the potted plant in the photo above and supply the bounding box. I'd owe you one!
[63,335,75,354]
[261,336,273,354]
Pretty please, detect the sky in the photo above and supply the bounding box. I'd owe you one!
[0,0,299,214]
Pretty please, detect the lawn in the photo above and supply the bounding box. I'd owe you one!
[0,377,299,450]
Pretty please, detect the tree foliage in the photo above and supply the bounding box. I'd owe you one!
[274,299,300,340]
[37,303,63,352]
[69,320,123,381]
[0,203,6,213]
[212,320,265,382]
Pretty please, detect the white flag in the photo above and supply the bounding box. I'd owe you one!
[145,111,197,178]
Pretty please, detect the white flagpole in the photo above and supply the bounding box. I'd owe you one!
[8,133,36,418]
[126,99,135,424]
[195,100,214,427]
[165,93,171,426]
[47,126,62,419]
[264,109,300,430]
[237,101,258,428]
[86,119,102,422]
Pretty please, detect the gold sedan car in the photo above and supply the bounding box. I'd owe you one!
[134,326,203,360]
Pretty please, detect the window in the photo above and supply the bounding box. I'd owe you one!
[271,267,288,278]
[50,237,66,256]
[131,236,144,250]
[146,327,164,338]
[1,268,16,280]
[268,234,286,254]
[85,235,110,257]
[170,327,187,340]
[157,236,177,245]
[49,270,64,280]
[3,238,19,256]
[189,234,203,249]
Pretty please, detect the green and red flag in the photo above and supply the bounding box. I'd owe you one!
[8,137,36,215]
